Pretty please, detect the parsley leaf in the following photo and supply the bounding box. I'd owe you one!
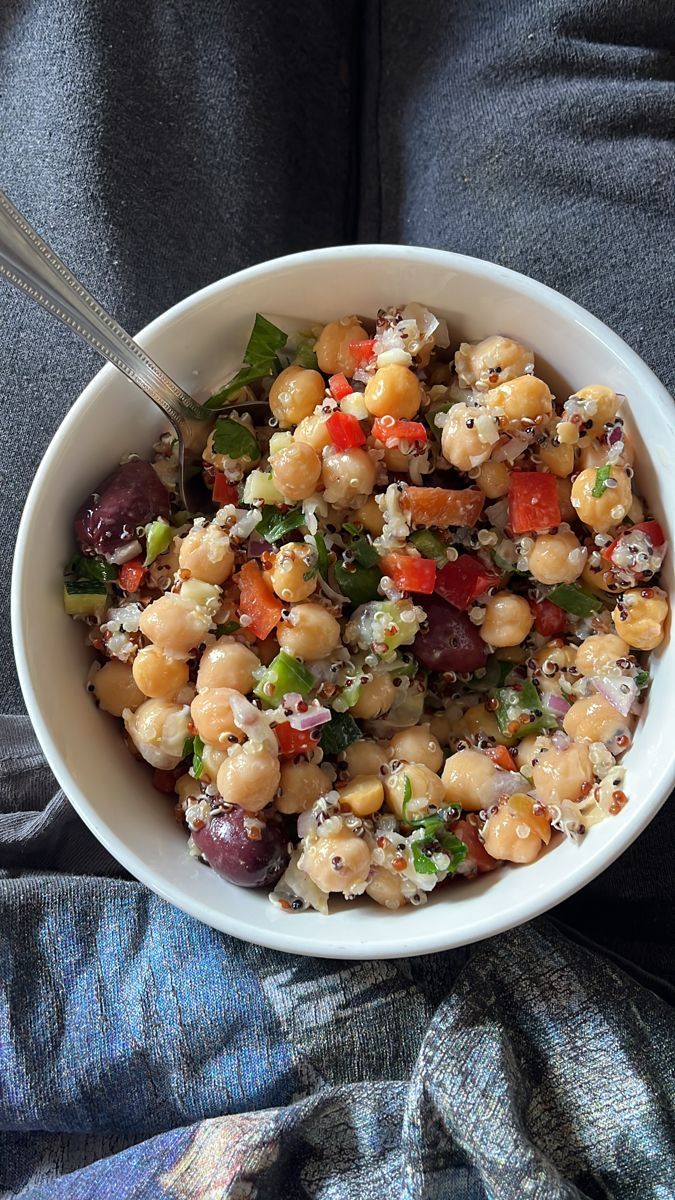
[294,341,319,370]
[401,773,413,819]
[635,669,650,689]
[314,532,329,579]
[205,314,288,409]
[212,417,261,462]
[592,465,612,498]
[217,620,241,636]
[257,506,306,542]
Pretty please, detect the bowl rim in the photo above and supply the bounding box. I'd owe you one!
[11,243,675,958]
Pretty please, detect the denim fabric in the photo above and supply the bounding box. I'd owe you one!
[0,1,674,1195]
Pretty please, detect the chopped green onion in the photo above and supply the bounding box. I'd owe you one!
[409,530,447,564]
[411,842,437,874]
[144,518,173,566]
[592,465,612,498]
[182,736,194,760]
[319,711,360,755]
[547,583,603,617]
[350,537,379,569]
[212,417,261,462]
[217,620,240,636]
[401,773,413,819]
[256,505,305,542]
[314,532,329,579]
[192,735,205,780]
[254,651,315,706]
[494,680,558,740]
[343,522,360,536]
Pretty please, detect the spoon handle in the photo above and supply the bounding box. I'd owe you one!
[0,189,204,424]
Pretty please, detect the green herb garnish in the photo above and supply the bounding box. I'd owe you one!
[314,532,329,579]
[592,465,612,498]
[411,831,467,876]
[212,417,261,462]
[192,735,205,780]
[351,537,379,569]
[182,736,194,760]
[335,561,381,606]
[401,773,413,819]
[635,669,650,690]
[217,620,241,636]
[256,505,305,542]
[294,340,319,370]
[66,555,118,584]
[343,522,360,536]
[547,583,603,617]
[319,711,361,755]
[205,314,288,410]
[493,680,558,740]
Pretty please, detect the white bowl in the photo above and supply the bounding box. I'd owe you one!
[12,245,675,959]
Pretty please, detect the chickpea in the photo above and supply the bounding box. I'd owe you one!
[457,704,515,748]
[364,363,422,419]
[216,745,280,813]
[385,763,446,820]
[441,748,497,812]
[532,742,592,806]
[321,447,377,506]
[383,444,411,473]
[476,459,511,498]
[581,556,621,595]
[539,440,575,478]
[178,525,234,586]
[575,385,618,437]
[138,594,213,659]
[440,403,492,472]
[339,774,385,817]
[351,673,396,719]
[388,724,443,773]
[571,466,632,532]
[267,542,318,604]
[485,375,553,423]
[293,410,332,455]
[175,773,200,805]
[315,316,368,377]
[277,602,341,660]
[133,645,190,700]
[270,442,322,501]
[528,530,586,586]
[191,687,245,745]
[298,829,371,896]
[563,694,630,744]
[531,642,577,694]
[276,761,332,814]
[613,588,668,651]
[200,742,228,781]
[344,739,389,777]
[366,866,406,909]
[269,365,325,429]
[94,660,145,717]
[482,808,542,864]
[352,495,384,536]
[428,361,451,386]
[575,633,630,677]
[196,637,260,693]
[480,591,534,647]
[124,698,191,770]
[515,734,546,777]
[428,709,455,746]
[455,335,534,390]
[557,477,576,524]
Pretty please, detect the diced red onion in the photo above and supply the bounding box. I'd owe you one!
[247,538,273,558]
[608,425,624,446]
[487,769,529,805]
[591,675,637,718]
[545,693,571,717]
[289,706,332,731]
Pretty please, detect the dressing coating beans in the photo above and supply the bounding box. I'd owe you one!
[321,447,377,506]
[527,530,586,586]
[365,867,406,909]
[178,525,235,586]
[571,466,632,531]
[350,673,396,719]
[196,637,261,694]
[277,602,341,660]
[482,808,542,863]
[138,593,213,659]
[315,316,369,377]
[388,724,443,773]
[267,542,318,604]
[455,335,534,390]
[299,830,371,895]
[531,742,592,805]
[441,748,497,812]
[276,762,332,814]
[441,403,494,472]
[485,375,553,423]
[133,645,190,700]
[480,591,534,647]
[575,633,630,677]
[563,694,630,744]
[293,411,333,455]
[269,365,326,428]
[270,442,322,501]
[364,363,422,419]
[94,660,145,717]
[191,687,246,744]
[612,588,668,651]
[216,746,281,813]
[124,699,191,770]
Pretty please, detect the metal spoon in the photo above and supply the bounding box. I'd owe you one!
[0,189,267,511]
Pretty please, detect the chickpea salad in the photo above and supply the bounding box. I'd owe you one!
[65,305,668,913]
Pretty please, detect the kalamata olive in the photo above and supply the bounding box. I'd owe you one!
[454,818,500,873]
[192,806,289,888]
[413,595,488,675]
[74,460,170,556]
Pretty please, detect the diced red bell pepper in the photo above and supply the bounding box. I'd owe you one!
[328,372,352,401]
[530,596,567,637]
[237,561,283,640]
[119,558,146,592]
[485,745,518,772]
[379,552,437,593]
[602,520,666,562]
[275,721,318,759]
[326,410,366,449]
[435,554,500,610]
[348,338,376,364]
[213,472,239,505]
[371,418,428,445]
[508,471,561,534]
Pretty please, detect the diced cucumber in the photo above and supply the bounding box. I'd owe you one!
[242,470,284,505]
[63,581,107,617]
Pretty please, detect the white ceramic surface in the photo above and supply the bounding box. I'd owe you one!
[11,245,675,959]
